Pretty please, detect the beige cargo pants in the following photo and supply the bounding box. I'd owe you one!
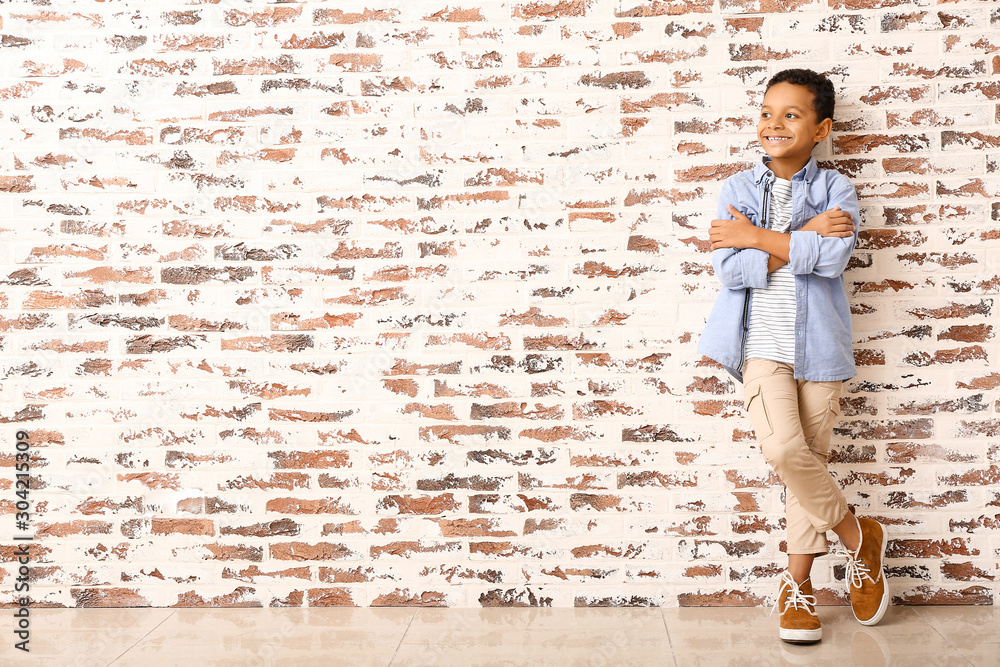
[742,358,851,554]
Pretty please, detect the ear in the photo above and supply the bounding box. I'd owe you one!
[813,117,833,143]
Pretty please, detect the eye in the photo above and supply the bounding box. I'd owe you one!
[786,113,797,119]
[761,112,770,118]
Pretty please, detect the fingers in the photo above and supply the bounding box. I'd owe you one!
[811,217,855,237]
[727,204,749,221]
[829,222,854,236]
[826,208,852,220]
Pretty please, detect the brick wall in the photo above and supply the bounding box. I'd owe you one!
[0,0,997,608]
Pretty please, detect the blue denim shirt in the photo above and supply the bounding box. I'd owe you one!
[697,156,860,383]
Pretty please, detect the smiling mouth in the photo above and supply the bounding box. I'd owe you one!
[764,136,792,142]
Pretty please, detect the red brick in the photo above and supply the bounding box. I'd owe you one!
[150,519,215,536]
[893,585,993,606]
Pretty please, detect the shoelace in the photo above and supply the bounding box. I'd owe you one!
[834,547,877,591]
[769,571,817,618]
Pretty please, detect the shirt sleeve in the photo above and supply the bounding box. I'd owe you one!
[787,173,860,278]
[710,177,769,290]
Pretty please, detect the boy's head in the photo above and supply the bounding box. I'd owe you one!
[757,69,835,168]
[766,69,835,122]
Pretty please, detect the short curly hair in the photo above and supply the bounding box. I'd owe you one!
[766,69,835,122]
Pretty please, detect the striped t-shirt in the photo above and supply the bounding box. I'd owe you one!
[745,177,796,366]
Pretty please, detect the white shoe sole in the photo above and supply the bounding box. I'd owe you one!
[780,627,822,643]
[853,520,890,626]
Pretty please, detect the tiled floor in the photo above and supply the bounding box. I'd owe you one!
[0,605,995,666]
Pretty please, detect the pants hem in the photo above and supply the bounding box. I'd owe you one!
[811,501,851,534]
[786,547,829,556]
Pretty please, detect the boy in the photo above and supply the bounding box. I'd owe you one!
[697,69,889,643]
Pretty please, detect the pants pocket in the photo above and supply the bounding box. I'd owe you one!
[743,384,774,442]
[808,392,841,459]
[742,358,780,386]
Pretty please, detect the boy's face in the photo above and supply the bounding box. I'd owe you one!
[757,82,832,165]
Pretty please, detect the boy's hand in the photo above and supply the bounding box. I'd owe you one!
[710,205,757,251]
[802,206,854,237]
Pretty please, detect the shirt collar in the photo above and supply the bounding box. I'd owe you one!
[753,155,818,184]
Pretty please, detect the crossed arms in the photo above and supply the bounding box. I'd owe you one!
[710,204,854,273]
[708,176,860,290]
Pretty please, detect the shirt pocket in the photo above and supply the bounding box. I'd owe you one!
[795,197,824,231]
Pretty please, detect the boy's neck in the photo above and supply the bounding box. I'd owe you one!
[766,155,811,181]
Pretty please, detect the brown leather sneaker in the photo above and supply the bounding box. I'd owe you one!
[840,516,890,626]
[773,571,821,643]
